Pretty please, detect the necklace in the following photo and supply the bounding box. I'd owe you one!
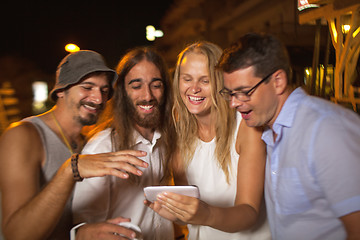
[51,111,76,154]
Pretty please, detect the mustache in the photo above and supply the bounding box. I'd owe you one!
[136,100,158,106]
[80,100,104,111]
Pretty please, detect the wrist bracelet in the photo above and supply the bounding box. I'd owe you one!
[71,153,83,182]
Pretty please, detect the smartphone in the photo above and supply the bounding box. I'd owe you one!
[144,185,200,202]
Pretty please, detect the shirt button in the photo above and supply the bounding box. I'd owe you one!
[272,171,277,175]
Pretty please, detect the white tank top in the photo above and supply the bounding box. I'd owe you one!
[185,112,271,240]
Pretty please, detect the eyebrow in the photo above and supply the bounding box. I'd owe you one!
[223,86,244,92]
[128,78,163,85]
[231,84,253,92]
[233,86,246,91]
[80,81,109,88]
[151,78,163,83]
[128,79,141,85]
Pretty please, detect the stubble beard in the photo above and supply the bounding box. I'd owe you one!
[76,100,104,126]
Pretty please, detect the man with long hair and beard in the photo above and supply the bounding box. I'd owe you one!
[71,47,177,240]
[0,50,148,240]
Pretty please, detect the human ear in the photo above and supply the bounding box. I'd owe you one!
[56,91,65,99]
[273,69,288,95]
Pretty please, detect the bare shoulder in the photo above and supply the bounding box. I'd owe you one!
[2,120,38,136]
[0,121,41,146]
[0,120,44,166]
[235,120,264,155]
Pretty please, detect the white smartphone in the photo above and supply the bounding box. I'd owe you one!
[144,185,200,202]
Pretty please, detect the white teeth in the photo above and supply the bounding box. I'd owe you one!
[139,105,153,110]
[84,105,96,110]
[189,96,204,101]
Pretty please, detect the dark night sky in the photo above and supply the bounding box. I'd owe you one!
[0,0,174,74]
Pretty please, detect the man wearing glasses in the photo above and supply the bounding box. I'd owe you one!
[217,32,360,240]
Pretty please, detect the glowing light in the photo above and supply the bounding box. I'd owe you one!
[297,0,319,11]
[65,43,80,53]
[330,21,337,44]
[32,81,48,113]
[353,27,360,38]
[342,24,351,34]
[32,81,48,102]
[146,25,164,41]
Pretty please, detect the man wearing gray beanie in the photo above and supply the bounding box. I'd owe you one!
[0,50,148,240]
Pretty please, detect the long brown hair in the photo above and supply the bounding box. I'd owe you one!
[90,46,176,183]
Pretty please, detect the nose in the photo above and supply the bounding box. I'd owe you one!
[142,85,154,101]
[190,81,201,93]
[90,88,104,104]
[229,95,243,109]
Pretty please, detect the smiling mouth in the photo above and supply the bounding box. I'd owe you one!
[82,103,102,113]
[188,96,205,102]
[139,105,154,111]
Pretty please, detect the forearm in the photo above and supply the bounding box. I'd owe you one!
[206,204,258,232]
[341,211,360,240]
[3,160,75,240]
[155,192,259,232]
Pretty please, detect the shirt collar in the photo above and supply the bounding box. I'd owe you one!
[273,87,306,130]
[262,87,307,145]
[133,129,162,147]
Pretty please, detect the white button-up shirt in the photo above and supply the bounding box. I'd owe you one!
[72,128,174,240]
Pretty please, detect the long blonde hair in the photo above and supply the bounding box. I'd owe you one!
[172,41,236,183]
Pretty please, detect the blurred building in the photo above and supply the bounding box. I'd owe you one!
[0,56,53,133]
[0,82,21,133]
[156,0,326,71]
[155,0,360,112]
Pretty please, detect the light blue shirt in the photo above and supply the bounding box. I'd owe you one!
[262,87,360,240]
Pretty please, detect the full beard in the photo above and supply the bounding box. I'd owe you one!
[125,96,163,129]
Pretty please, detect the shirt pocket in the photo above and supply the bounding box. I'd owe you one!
[276,167,312,215]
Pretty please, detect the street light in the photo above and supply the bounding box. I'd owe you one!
[65,43,80,53]
[146,25,163,41]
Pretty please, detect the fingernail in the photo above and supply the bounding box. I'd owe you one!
[137,170,143,175]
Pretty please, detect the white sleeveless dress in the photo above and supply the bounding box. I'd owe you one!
[185,112,271,240]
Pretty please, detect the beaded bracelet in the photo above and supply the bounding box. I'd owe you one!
[71,153,83,182]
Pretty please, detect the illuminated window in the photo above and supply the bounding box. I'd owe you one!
[32,81,48,113]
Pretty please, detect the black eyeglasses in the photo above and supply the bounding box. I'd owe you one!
[219,70,276,101]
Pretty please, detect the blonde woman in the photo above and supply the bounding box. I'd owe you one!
[147,41,271,239]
